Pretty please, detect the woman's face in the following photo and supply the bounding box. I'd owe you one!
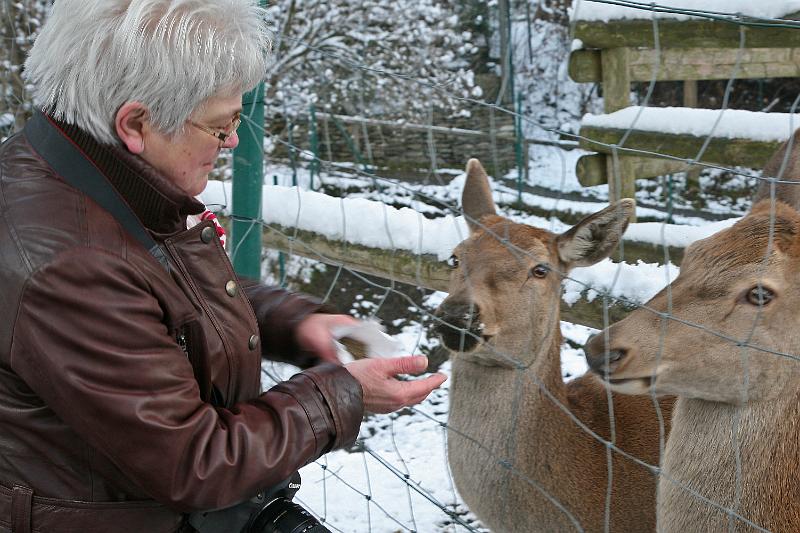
[140,93,242,196]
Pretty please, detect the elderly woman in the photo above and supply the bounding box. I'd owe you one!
[0,1,445,531]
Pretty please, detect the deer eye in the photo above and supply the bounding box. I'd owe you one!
[746,286,775,306]
[446,255,459,269]
[530,264,550,279]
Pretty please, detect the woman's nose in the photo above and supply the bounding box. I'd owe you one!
[223,130,239,149]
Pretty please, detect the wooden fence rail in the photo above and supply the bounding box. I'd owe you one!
[569,10,800,208]
[261,224,673,330]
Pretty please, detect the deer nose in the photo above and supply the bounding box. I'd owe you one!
[434,300,480,324]
[584,333,627,374]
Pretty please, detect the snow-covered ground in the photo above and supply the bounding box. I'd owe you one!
[261,317,597,532]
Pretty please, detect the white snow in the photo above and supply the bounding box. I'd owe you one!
[564,258,679,306]
[201,180,730,257]
[201,180,738,307]
[624,217,736,248]
[582,107,800,142]
[571,0,800,22]
[263,317,598,532]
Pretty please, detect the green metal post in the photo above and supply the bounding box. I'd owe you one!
[506,1,516,107]
[231,82,265,279]
[273,175,286,286]
[309,104,320,191]
[515,92,524,204]
[287,117,298,188]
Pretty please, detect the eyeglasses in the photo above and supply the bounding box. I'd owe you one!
[190,112,241,143]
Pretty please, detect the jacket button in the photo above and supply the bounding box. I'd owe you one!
[248,335,259,350]
[225,280,238,297]
[200,226,215,243]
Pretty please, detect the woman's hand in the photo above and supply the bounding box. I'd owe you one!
[294,313,360,364]
[345,356,447,413]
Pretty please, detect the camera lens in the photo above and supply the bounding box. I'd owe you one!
[247,497,330,533]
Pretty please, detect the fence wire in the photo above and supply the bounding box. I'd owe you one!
[4,0,800,531]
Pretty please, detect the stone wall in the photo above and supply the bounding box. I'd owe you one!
[268,105,522,180]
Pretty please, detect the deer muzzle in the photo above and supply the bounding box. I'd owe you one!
[584,333,656,393]
[584,332,629,374]
[433,299,484,353]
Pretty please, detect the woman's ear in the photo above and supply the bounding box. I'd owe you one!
[115,102,148,154]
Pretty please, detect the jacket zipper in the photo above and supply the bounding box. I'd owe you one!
[177,331,189,357]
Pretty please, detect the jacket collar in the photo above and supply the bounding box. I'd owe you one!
[54,120,205,236]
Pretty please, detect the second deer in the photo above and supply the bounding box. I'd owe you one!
[434,159,673,532]
[585,133,800,532]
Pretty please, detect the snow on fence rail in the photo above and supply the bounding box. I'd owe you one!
[577,107,799,186]
[202,181,734,328]
[571,0,800,22]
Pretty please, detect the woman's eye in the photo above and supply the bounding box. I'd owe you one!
[746,286,775,306]
[530,264,550,279]
[446,255,459,269]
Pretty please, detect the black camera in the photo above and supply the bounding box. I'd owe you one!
[188,472,330,533]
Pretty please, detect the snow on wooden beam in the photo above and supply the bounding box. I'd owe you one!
[262,223,452,292]
[260,224,654,329]
[579,126,781,169]
[579,107,797,169]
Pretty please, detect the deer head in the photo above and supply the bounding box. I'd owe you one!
[434,159,634,367]
[585,140,800,404]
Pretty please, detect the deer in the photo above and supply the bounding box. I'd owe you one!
[584,130,800,532]
[433,159,674,532]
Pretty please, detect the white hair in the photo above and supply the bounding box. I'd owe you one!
[24,0,271,144]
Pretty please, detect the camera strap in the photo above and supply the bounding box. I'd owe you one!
[23,111,170,272]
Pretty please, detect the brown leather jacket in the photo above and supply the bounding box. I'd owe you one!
[0,119,363,532]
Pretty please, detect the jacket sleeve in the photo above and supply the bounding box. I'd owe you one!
[241,278,335,368]
[9,249,363,512]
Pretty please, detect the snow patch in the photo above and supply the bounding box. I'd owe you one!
[571,0,800,22]
[583,107,800,142]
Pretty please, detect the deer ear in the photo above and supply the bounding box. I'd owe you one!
[753,129,800,212]
[557,199,635,268]
[462,159,496,234]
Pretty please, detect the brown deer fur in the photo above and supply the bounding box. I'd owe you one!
[585,134,800,532]
[434,159,673,532]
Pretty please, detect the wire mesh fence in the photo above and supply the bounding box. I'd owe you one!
[4,0,800,531]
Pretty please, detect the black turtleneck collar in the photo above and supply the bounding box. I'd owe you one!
[54,119,205,236]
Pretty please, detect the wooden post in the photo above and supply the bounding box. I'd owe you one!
[683,80,698,107]
[683,80,702,193]
[606,152,637,204]
[600,48,631,113]
[600,48,635,216]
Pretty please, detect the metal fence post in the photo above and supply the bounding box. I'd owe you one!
[230,0,267,278]
[231,82,265,278]
[309,104,320,191]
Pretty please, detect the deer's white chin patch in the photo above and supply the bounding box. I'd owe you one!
[606,377,654,395]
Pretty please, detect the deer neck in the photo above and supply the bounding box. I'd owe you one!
[449,334,566,464]
[450,327,567,410]
[447,331,585,531]
[660,392,800,531]
[456,322,567,393]
[449,333,569,454]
